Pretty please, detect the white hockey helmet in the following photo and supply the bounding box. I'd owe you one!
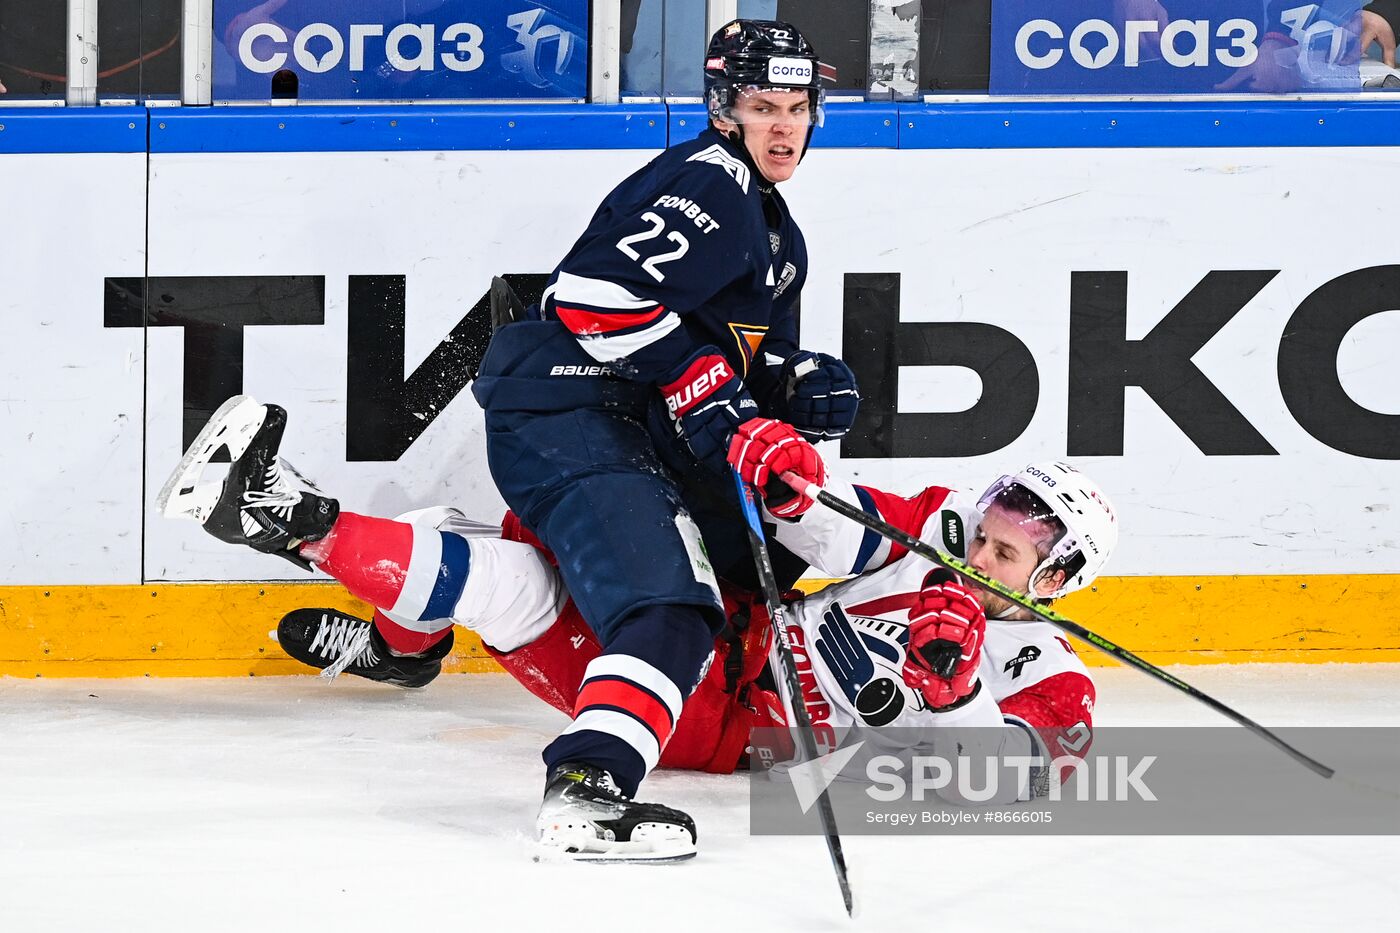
[976,461,1118,599]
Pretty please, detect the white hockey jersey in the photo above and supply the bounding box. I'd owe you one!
[769,480,1096,769]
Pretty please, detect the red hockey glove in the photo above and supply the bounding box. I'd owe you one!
[726,418,825,518]
[902,576,986,710]
[659,348,759,476]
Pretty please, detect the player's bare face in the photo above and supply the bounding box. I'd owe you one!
[718,89,811,183]
[965,506,1052,618]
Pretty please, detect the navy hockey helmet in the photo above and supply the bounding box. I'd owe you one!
[704,19,824,128]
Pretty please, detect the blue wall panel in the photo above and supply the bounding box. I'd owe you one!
[0,108,148,154]
[898,100,1400,149]
[8,100,1400,154]
[150,104,669,153]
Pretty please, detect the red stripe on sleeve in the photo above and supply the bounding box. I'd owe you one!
[555,303,665,336]
[1000,671,1096,753]
[855,484,953,563]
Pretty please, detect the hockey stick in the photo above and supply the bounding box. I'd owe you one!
[779,472,1336,780]
[733,471,855,917]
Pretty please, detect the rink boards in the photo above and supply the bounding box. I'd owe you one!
[1,102,1398,673]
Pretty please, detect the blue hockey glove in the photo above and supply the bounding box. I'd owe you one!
[659,347,759,475]
[772,351,860,441]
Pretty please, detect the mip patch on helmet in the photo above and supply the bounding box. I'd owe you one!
[940,510,965,557]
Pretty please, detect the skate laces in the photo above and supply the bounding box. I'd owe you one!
[308,613,378,681]
[243,460,304,514]
[599,773,627,799]
[567,767,625,799]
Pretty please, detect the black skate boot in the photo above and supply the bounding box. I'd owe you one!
[158,395,338,569]
[536,763,697,863]
[277,608,452,688]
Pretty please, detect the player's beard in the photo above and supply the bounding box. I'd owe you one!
[964,578,1024,621]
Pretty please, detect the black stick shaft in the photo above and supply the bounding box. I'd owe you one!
[781,472,1335,780]
[733,472,855,916]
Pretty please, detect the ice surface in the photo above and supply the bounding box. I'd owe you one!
[1,664,1395,932]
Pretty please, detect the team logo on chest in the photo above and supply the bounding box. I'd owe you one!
[769,231,781,255]
[811,599,925,727]
[727,321,769,374]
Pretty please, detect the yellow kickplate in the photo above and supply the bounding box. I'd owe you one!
[0,582,499,678]
[0,574,1396,677]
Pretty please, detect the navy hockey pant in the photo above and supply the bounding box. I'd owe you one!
[474,323,728,792]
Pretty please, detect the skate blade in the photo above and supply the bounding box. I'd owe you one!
[156,395,267,521]
[534,843,697,865]
[545,851,697,865]
[535,825,697,864]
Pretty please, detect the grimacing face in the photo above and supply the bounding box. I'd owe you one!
[965,505,1065,619]
[711,88,811,183]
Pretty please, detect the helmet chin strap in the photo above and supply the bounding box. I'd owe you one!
[720,124,777,193]
[990,571,1043,621]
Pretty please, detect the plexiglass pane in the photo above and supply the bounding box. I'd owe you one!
[0,1,67,101]
[99,0,182,99]
[741,0,871,95]
[0,1,182,103]
[620,0,713,98]
[621,0,661,95]
[919,0,991,93]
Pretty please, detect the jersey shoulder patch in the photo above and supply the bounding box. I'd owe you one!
[685,143,752,194]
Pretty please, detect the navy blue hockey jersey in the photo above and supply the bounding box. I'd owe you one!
[541,127,807,401]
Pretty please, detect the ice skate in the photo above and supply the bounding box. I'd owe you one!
[536,763,697,863]
[157,395,338,569]
[277,608,451,688]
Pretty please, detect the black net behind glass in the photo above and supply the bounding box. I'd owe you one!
[919,0,991,93]
[0,1,66,100]
[0,1,181,102]
[99,0,182,99]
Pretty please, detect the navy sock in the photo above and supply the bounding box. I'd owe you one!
[543,603,715,796]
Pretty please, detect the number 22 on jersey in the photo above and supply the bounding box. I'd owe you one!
[616,212,691,282]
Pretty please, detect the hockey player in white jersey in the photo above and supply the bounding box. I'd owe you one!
[729,418,1116,802]
[162,399,1117,856]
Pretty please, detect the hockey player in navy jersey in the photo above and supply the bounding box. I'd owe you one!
[160,19,858,862]
[463,19,857,858]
